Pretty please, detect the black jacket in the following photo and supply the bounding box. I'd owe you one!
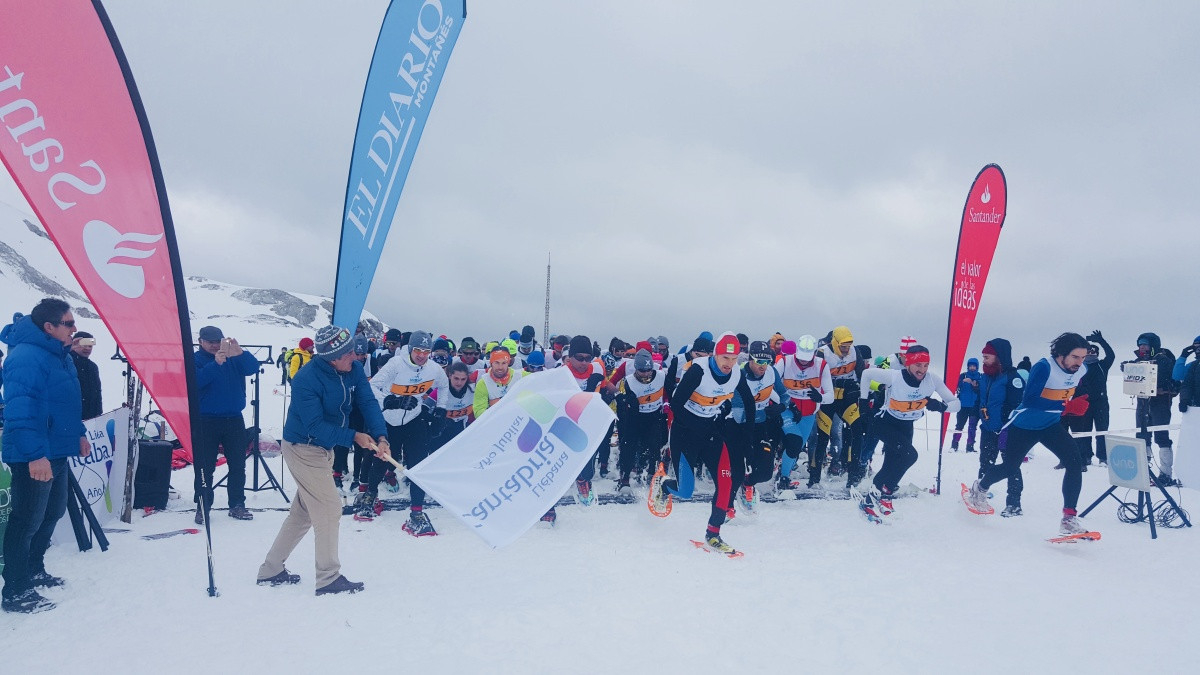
[1181,361,1200,409]
[71,351,103,420]
[1076,336,1114,404]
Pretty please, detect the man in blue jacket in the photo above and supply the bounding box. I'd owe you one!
[193,325,261,523]
[977,339,1026,516]
[257,325,390,595]
[950,358,981,452]
[1,298,91,613]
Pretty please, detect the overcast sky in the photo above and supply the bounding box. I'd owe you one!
[2,1,1197,364]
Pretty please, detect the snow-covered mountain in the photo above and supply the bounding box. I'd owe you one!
[0,199,383,436]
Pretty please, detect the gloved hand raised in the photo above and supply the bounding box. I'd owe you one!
[1062,394,1089,417]
[804,387,823,402]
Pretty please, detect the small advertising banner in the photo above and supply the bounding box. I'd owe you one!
[406,367,615,548]
[1105,434,1152,492]
[53,407,133,543]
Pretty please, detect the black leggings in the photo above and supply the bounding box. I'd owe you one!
[723,419,773,487]
[370,418,433,508]
[871,415,917,495]
[978,429,1022,507]
[664,416,739,529]
[981,422,1081,510]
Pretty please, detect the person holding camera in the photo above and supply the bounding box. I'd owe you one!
[193,325,261,523]
[1121,332,1180,485]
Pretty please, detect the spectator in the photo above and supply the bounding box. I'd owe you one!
[1066,330,1115,465]
[70,331,102,419]
[1,299,91,613]
[372,328,402,372]
[288,337,313,381]
[1121,332,1180,484]
[950,358,981,452]
[193,325,261,523]
[258,325,389,595]
[275,348,288,385]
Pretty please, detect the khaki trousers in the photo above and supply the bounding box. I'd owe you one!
[258,441,343,588]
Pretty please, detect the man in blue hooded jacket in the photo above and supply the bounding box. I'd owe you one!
[977,339,1026,516]
[1,298,91,613]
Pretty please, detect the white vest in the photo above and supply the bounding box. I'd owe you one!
[682,359,741,418]
[869,369,953,422]
[779,356,826,402]
[442,384,475,423]
[744,365,779,412]
[624,369,668,413]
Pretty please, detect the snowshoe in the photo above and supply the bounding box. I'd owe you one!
[647,463,672,517]
[353,494,376,522]
[384,471,400,493]
[853,488,883,524]
[402,510,438,537]
[737,484,759,513]
[690,533,743,558]
[575,479,596,507]
[961,481,994,515]
[615,484,635,504]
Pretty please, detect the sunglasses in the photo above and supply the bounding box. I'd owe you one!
[752,357,773,366]
[572,354,592,362]
[411,348,432,356]
[460,351,480,358]
[54,320,76,328]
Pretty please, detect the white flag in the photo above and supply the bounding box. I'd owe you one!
[53,407,132,543]
[406,367,615,547]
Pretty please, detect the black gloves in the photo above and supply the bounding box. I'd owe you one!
[384,395,419,411]
[924,397,947,413]
[804,387,823,402]
[764,400,784,421]
[1183,345,1195,358]
[1087,329,1103,342]
[719,399,733,418]
[1181,401,1190,414]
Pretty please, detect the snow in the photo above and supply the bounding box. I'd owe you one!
[2,407,1198,672]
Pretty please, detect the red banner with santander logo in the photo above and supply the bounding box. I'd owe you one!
[0,1,195,453]
[936,164,1006,493]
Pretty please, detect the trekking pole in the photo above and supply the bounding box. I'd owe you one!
[197,476,219,597]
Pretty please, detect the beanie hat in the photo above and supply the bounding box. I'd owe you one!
[520,325,536,343]
[967,357,979,368]
[900,335,917,354]
[769,333,785,349]
[552,334,568,347]
[691,337,715,354]
[636,340,653,353]
[748,340,773,361]
[698,331,714,342]
[647,337,659,350]
[657,336,669,350]
[314,325,354,361]
[981,342,998,357]
[353,336,369,355]
[433,338,450,352]
[856,344,872,361]
[780,340,797,356]
[198,325,224,342]
[501,338,520,356]
[526,350,545,367]
[385,328,403,343]
[633,349,654,372]
[509,330,521,341]
[715,332,741,356]
[569,335,592,357]
[298,337,314,351]
[409,330,433,351]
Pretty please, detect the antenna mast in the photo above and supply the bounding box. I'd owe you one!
[543,251,551,343]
